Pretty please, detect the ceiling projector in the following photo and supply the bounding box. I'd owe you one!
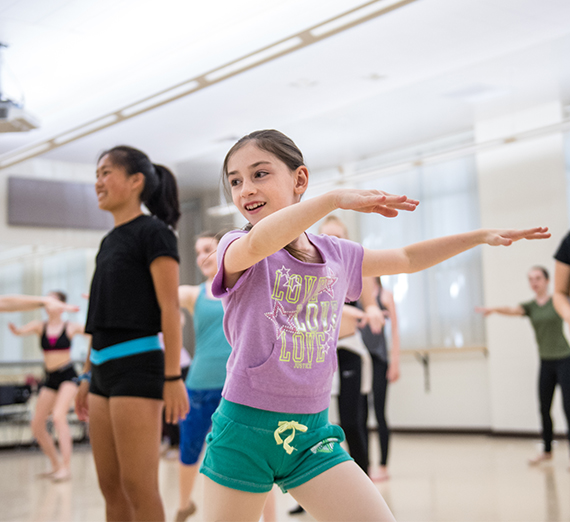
[0,99,39,132]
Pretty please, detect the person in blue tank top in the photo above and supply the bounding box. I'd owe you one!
[175,232,231,521]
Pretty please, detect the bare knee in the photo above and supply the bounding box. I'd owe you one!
[121,475,159,508]
[52,411,69,432]
[31,417,48,437]
[98,474,129,505]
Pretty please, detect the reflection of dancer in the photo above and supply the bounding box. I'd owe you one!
[360,277,400,482]
[0,294,78,313]
[75,146,188,521]
[9,291,88,481]
[477,266,570,465]
[200,129,548,521]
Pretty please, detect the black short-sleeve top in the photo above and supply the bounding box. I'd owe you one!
[85,215,179,346]
[554,231,570,266]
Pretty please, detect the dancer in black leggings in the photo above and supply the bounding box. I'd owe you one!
[360,277,400,481]
[478,266,570,465]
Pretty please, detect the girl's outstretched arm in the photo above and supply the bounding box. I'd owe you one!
[475,305,524,317]
[362,228,550,277]
[8,320,43,336]
[224,189,418,281]
[178,285,200,316]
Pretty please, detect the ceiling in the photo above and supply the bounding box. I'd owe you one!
[1,0,570,196]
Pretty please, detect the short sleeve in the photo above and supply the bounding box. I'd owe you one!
[144,221,179,267]
[520,301,532,317]
[554,232,570,266]
[211,229,248,298]
[336,237,364,302]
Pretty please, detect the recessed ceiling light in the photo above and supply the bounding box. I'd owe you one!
[290,78,318,88]
[364,73,386,81]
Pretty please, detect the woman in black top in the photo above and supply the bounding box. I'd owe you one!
[9,291,87,482]
[75,146,189,521]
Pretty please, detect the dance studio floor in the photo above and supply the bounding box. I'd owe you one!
[0,432,568,522]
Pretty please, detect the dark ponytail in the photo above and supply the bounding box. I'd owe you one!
[98,146,181,228]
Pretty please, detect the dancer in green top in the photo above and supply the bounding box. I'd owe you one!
[476,266,570,464]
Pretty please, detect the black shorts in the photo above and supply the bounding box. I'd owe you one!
[90,350,164,400]
[44,364,78,391]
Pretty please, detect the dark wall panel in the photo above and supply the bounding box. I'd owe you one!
[7,177,113,230]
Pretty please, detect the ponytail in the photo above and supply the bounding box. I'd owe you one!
[146,164,181,228]
[98,146,181,229]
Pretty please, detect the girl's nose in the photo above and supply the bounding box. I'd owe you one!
[241,179,256,197]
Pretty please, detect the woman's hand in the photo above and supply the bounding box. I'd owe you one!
[44,298,80,314]
[484,227,550,246]
[8,323,19,335]
[387,361,400,383]
[75,381,90,421]
[163,379,189,424]
[334,189,419,217]
[364,306,385,334]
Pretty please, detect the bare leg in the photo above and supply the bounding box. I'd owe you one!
[262,487,277,522]
[31,387,59,473]
[290,461,395,522]
[51,381,78,480]
[89,394,134,522]
[110,396,165,522]
[203,476,270,522]
[176,462,199,521]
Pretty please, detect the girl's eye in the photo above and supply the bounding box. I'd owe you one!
[229,178,241,187]
[255,170,268,178]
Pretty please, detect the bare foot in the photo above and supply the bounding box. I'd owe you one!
[36,470,57,479]
[175,501,197,522]
[370,466,390,482]
[528,453,552,466]
[51,468,71,482]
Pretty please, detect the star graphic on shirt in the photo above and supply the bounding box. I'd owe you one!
[325,324,337,345]
[264,300,298,338]
[284,274,302,292]
[276,266,291,283]
[319,267,338,298]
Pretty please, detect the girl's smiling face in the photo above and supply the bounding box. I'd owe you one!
[95,154,142,212]
[226,142,308,225]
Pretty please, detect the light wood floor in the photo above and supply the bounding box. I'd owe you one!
[0,432,568,522]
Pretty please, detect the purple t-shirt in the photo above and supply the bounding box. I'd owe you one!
[212,229,364,414]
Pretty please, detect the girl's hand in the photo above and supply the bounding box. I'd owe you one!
[8,323,18,335]
[334,189,419,217]
[44,298,80,314]
[475,306,493,316]
[387,361,400,383]
[75,381,90,421]
[163,379,189,424]
[484,227,550,246]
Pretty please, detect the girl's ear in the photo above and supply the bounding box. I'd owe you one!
[130,172,145,193]
[293,166,309,196]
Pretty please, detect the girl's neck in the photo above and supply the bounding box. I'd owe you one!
[47,315,64,327]
[112,204,144,227]
[535,291,550,304]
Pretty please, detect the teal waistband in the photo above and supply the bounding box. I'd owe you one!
[90,335,161,365]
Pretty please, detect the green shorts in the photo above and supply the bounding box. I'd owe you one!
[200,398,352,493]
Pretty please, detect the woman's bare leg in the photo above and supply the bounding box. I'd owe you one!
[178,462,199,509]
[289,461,395,522]
[51,381,78,478]
[31,387,59,473]
[203,476,269,522]
[110,396,165,522]
[89,394,134,522]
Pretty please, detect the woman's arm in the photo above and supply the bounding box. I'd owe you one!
[362,228,550,277]
[75,343,92,421]
[553,260,570,323]
[360,277,385,334]
[8,320,43,337]
[178,285,200,316]
[0,295,79,313]
[150,257,189,424]
[475,305,525,317]
[224,190,418,288]
[381,289,400,383]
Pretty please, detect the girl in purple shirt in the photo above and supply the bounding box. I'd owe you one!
[200,129,549,522]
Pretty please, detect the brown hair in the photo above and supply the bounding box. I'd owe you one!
[222,130,309,261]
[530,265,549,280]
[319,215,349,239]
[49,291,67,303]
